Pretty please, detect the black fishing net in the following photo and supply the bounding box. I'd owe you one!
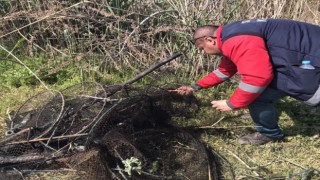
[0,81,228,180]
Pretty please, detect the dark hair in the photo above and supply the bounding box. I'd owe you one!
[192,25,219,44]
[193,25,219,39]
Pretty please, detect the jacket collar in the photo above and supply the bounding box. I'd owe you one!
[216,26,223,53]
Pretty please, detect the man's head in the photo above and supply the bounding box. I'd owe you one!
[192,25,221,55]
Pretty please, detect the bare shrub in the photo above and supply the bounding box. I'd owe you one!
[0,0,319,80]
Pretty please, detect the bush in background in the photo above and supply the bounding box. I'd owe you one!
[0,0,319,85]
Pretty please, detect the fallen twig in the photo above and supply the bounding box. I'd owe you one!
[6,168,77,174]
[8,133,88,145]
[13,168,26,180]
[226,149,260,177]
[0,128,32,145]
[281,158,306,169]
[211,116,225,126]
[0,154,47,164]
[196,125,256,129]
[79,95,119,102]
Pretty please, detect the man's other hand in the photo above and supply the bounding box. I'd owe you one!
[211,100,232,111]
[171,86,194,95]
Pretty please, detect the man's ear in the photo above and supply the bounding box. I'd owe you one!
[212,39,217,45]
[205,37,216,45]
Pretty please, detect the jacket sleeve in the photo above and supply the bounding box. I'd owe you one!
[196,56,237,88]
[222,35,274,109]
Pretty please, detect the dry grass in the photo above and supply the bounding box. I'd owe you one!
[1,0,319,78]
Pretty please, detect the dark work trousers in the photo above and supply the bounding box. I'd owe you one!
[248,87,288,139]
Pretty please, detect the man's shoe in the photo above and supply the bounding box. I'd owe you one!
[237,132,281,145]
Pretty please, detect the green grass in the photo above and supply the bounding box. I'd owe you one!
[165,80,320,179]
[189,87,320,179]
[1,77,319,179]
[2,72,320,179]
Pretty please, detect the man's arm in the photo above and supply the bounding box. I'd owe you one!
[222,35,274,109]
[174,57,237,95]
[195,56,237,88]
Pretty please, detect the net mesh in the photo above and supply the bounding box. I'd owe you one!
[0,81,225,179]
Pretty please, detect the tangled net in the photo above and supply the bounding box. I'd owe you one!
[0,81,225,179]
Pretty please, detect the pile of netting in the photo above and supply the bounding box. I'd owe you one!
[0,81,225,180]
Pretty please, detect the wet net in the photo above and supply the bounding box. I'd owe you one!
[0,81,225,180]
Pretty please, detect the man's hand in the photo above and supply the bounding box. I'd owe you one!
[211,100,232,111]
[171,86,194,95]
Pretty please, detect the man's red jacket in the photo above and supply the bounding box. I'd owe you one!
[196,26,274,109]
